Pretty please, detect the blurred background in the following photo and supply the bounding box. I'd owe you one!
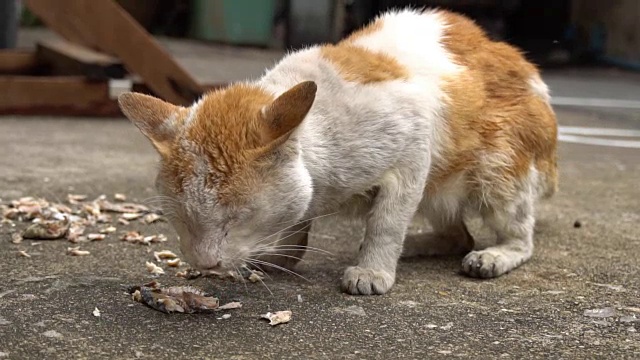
[2,0,639,68]
[1,0,639,115]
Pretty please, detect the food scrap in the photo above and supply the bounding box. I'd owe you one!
[176,268,202,279]
[127,282,239,314]
[153,250,177,262]
[66,224,86,243]
[217,301,242,311]
[87,233,106,241]
[261,310,292,326]
[143,213,162,224]
[248,271,265,283]
[121,231,167,245]
[22,220,69,240]
[18,250,31,258]
[99,226,116,234]
[145,261,165,275]
[120,231,143,243]
[11,232,22,244]
[120,213,144,221]
[166,258,182,267]
[67,194,88,204]
[67,247,90,256]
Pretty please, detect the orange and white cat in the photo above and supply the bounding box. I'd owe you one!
[118,9,558,295]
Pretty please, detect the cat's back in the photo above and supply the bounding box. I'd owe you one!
[262,8,557,199]
[320,8,558,200]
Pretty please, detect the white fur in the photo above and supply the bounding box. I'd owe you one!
[255,9,458,294]
[529,75,551,102]
[252,9,549,292]
[183,97,202,127]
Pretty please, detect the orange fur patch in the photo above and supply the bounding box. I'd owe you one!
[321,45,409,84]
[163,82,316,203]
[321,18,408,84]
[159,107,193,193]
[152,85,272,197]
[427,11,558,201]
[187,84,273,199]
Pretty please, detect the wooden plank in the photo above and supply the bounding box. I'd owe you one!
[36,39,127,80]
[0,76,227,117]
[0,50,41,75]
[24,0,205,106]
[0,76,121,116]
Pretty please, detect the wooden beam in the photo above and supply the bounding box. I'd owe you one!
[36,39,127,80]
[0,50,41,75]
[24,0,205,106]
[0,76,228,117]
[0,76,121,117]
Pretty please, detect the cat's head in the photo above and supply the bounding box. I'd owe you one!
[118,81,317,273]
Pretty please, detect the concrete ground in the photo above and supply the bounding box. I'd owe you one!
[1,30,639,360]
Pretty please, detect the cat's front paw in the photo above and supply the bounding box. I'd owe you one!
[341,266,395,295]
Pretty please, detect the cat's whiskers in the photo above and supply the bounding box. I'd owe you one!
[231,263,250,295]
[252,211,338,248]
[267,245,333,256]
[142,195,179,204]
[223,254,275,295]
[256,226,309,249]
[250,252,305,264]
[142,196,180,213]
[251,221,308,247]
[253,241,332,257]
[243,258,311,282]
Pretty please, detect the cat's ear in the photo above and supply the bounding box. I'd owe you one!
[118,92,179,156]
[261,81,317,141]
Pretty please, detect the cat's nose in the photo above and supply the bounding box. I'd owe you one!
[186,252,220,272]
[198,259,219,271]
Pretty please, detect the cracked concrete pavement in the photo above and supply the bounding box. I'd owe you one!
[0,100,638,360]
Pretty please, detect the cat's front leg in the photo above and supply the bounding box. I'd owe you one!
[342,166,427,295]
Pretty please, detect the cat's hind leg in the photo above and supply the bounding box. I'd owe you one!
[461,184,535,278]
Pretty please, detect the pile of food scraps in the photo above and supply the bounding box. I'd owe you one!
[1,194,184,273]
[3,194,164,243]
[3,195,290,323]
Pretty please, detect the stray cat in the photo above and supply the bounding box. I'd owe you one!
[118,9,558,295]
